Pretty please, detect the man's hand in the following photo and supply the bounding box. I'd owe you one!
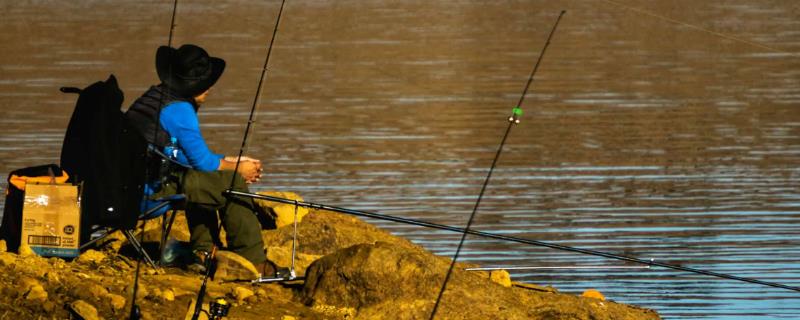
[237,160,262,183]
[218,156,264,184]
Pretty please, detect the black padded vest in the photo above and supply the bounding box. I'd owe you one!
[125,85,196,147]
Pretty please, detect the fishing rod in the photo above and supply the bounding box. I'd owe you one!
[224,190,800,293]
[430,10,565,319]
[465,265,651,271]
[227,0,288,189]
[129,0,180,319]
[191,0,288,319]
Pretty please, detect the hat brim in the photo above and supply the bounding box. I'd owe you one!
[155,46,225,98]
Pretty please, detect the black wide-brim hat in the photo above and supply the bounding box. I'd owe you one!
[156,44,225,98]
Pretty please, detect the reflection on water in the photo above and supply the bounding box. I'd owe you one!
[1,0,799,318]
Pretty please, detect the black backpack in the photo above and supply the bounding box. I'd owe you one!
[60,75,147,233]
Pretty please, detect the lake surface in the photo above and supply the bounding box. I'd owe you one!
[1,1,799,318]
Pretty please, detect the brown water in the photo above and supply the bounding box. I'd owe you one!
[2,1,799,318]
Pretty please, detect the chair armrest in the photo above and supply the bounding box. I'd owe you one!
[148,145,192,169]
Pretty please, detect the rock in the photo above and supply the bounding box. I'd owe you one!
[17,276,41,288]
[233,286,254,304]
[272,204,310,229]
[582,289,606,301]
[42,301,56,313]
[69,300,100,320]
[254,191,310,228]
[301,242,465,317]
[185,299,209,320]
[489,270,511,287]
[161,289,176,302]
[18,244,36,257]
[261,209,418,258]
[76,272,92,279]
[0,239,7,252]
[107,239,125,253]
[88,283,109,300]
[44,272,60,284]
[265,245,321,275]
[108,293,126,310]
[0,253,15,266]
[214,251,259,281]
[281,316,297,320]
[168,213,191,241]
[17,277,44,300]
[25,284,48,301]
[140,211,191,244]
[303,241,658,320]
[125,283,149,301]
[77,249,106,264]
[311,304,357,319]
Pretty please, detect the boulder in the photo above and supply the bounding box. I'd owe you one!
[261,209,417,258]
[214,250,259,281]
[254,191,310,228]
[302,241,660,320]
[265,244,321,275]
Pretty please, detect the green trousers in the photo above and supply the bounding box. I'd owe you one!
[156,169,266,266]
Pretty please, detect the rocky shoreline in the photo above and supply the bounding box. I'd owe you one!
[0,192,660,319]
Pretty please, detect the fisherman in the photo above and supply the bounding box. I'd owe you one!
[126,44,277,277]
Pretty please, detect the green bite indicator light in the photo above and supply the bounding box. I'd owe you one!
[509,107,523,123]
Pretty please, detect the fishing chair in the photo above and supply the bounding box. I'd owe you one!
[60,75,186,268]
[78,151,187,268]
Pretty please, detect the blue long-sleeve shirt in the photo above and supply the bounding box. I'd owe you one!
[159,101,223,172]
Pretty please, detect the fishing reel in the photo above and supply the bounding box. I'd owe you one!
[208,297,231,319]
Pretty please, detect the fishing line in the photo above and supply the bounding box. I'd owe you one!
[225,190,800,293]
[228,0,288,191]
[130,0,179,319]
[598,0,790,54]
[428,11,565,319]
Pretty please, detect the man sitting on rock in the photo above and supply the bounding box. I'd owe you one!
[126,44,277,278]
